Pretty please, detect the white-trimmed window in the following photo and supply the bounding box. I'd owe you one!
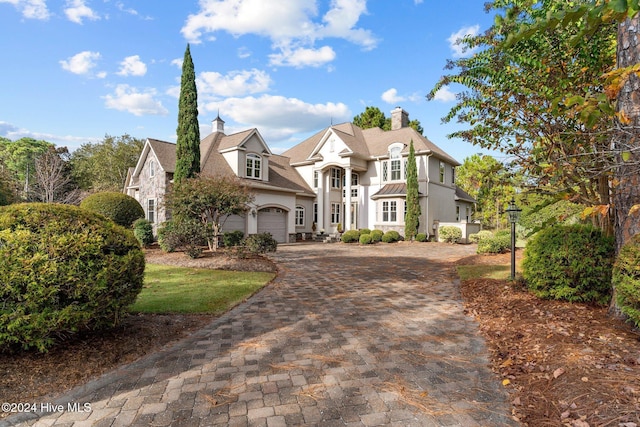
[439,161,445,183]
[313,203,318,224]
[149,160,155,178]
[313,170,319,188]
[382,161,388,181]
[147,199,155,223]
[390,146,402,181]
[246,153,261,179]
[331,203,341,224]
[295,206,305,226]
[382,201,397,222]
[456,205,461,222]
[331,168,341,189]
[343,173,359,198]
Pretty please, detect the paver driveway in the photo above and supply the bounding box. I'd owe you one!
[6,243,517,427]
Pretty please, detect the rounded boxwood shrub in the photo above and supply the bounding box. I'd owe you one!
[243,232,277,255]
[341,229,361,243]
[359,233,373,245]
[80,192,144,227]
[522,224,614,305]
[0,203,145,352]
[370,229,384,243]
[469,230,493,243]
[477,233,511,254]
[439,226,462,243]
[359,228,371,235]
[133,218,154,247]
[613,234,640,327]
[415,233,428,242]
[382,230,401,243]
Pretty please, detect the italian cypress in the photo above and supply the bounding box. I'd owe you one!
[174,44,200,184]
[405,140,420,240]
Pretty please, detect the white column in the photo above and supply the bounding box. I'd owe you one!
[317,170,325,232]
[344,166,352,231]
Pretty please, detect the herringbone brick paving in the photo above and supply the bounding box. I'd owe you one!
[5,243,518,427]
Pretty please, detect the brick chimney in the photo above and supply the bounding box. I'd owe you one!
[391,107,409,130]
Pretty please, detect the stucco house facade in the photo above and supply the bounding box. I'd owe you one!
[283,107,477,239]
[124,108,476,243]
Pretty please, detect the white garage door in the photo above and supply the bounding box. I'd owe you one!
[257,208,287,243]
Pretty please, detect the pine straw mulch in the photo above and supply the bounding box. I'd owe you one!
[0,247,276,420]
[457,251,640,427]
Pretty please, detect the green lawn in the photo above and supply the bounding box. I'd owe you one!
[456,257,523,281]
[131,264,275,314]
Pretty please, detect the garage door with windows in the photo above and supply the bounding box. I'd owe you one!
[257,208,287,243]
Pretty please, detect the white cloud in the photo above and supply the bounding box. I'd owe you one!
[181,0,377,68]
[0,0,49,19]
[103,84,168,116]
[382,88,404,104]
[171,58,183,68]
[64,0,100,24]
[202,94,350,140]
[198,69,272,97]
[447,25,480,58]
[269,45,336,68]
[237,46,251,59]
[117,55,147,76]
[59,51,104,76]
[433,86,456,102]
[0,121,96,150]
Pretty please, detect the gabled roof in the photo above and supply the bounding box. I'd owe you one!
[132,130,313,197]
[283,123,460,166]
[454,186,477,203]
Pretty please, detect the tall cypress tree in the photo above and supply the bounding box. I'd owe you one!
[174,44,200,184]
[405,140,420,240]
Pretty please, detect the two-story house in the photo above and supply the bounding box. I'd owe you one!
[125,108,476,243]
[283,107,477,239]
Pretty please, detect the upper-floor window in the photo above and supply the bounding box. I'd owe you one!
[452,166,456,184]
[439,161,445,183]
[149,160,155,178]
[313,170,319,188]
[390,146,402,181]
[246,153,261,179]
[331,168,341,189]
[343,173,359,198]
[295,206,305,226]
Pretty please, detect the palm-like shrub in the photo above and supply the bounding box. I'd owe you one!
[0,203,145,352]
[80,191,144,227]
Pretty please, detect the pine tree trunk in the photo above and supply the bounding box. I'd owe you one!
[611,16,640,315]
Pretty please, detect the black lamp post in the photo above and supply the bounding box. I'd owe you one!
[505,197,522,280]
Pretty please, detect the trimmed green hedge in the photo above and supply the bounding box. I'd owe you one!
[0,203,145,352]
[522,224,614,305]
[370,229,384,243]
[341,229,361,243]
[80,191,144,227]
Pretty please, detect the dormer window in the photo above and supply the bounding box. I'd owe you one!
[246,153,261,179]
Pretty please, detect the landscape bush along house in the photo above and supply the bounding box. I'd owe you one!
[125,108,476,243]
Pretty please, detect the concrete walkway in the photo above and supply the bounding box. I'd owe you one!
[5,243,517,427]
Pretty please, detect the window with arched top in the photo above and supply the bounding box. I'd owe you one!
[246,153,261,179]
[149,160,155,178]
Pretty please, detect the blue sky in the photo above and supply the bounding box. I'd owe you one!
[0,0,498,163]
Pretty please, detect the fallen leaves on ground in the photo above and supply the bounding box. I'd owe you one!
[458,252,640,427]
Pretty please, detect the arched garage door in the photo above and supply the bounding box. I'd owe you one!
[257,208,287,243]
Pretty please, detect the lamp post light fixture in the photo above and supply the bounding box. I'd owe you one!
[505,197,522,280]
